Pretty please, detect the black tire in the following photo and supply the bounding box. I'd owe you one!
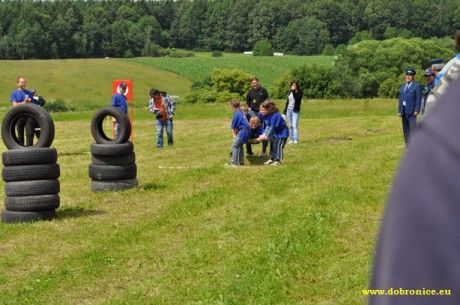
[89,164,137,180]
[92,152,135,166]
[1,209,57,223]
[2,163,60,182]
[91,178,139,192]
[1,103,55,149]
[91,107,131,144]
[2,148,58,166]
[5,194,60,211]
[5,179,60,197]
[90,142,134,156]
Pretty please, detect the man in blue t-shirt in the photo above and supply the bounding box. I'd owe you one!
[110,82,128,139]
[9,77,35,146]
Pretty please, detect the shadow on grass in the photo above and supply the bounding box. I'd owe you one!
[246,155,269,166]
[57,207,106,219]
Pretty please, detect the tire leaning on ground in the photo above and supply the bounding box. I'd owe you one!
[1,104,55,149]
[91,107,131,144]
[2,148,58,166]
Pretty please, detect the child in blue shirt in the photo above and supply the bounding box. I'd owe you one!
[258,99,289,166]
[227,100,261,166]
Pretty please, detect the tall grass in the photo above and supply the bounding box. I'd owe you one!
[0,99,402,304]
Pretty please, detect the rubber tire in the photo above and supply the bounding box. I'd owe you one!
[1,209,56,223]
[2,163,60,182]
[92,152,135,166]
[90,142,134,156]
[91,178,139,192]
[2,148,58,166]
[4,179,60,197]
[89,164,137,180]
[1,103,55,149]
[91,107,131,144]
[5,194,60,211]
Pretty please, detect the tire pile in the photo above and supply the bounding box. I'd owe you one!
[89,107,138,192]
[1,104,59,224]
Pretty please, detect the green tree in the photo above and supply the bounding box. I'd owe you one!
[253,40,274,56]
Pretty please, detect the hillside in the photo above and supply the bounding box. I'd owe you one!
[0,59,192,111]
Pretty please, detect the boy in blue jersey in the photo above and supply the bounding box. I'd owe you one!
[227,100,261,167]
[258,99,289,166]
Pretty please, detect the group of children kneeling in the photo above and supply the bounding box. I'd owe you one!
[228,98,289,167]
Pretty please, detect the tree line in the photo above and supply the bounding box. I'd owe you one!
[1,0,460,60]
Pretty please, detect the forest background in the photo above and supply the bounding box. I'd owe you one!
[0,0,459,100]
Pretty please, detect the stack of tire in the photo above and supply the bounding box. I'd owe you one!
[89,107,138,192]
[1,104,60,224]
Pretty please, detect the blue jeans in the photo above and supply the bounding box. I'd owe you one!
[286,109,300,141]
[231,135,244,165]
[156,119,173,148]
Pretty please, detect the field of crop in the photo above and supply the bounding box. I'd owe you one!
[0,98,403,304]
[128,55,336,88]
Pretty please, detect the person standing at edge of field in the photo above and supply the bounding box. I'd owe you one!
[9,77,35,146]
[283,80,303,144]
[421,69,435,115]
[148,88,176,148]
[398,68,421,145]
[110,82,128,139]
[246,77,269,157]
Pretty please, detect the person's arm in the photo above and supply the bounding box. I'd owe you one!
[246,91,252,109]
[166,95,176,119]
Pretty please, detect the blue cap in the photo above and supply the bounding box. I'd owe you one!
[429,58,443,65]
[423,68,434,76]
[405,68,416,75]
[119,82,127,89]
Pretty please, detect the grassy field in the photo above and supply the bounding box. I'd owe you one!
[0,59,192,111]
[0,99,403,304]
[128,55,335,89]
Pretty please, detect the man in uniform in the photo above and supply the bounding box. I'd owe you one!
[398,68,421,145]
[429,58,444,85]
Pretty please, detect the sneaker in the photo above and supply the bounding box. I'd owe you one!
[293,140,298,144]
[239,163,245,166]
[258,153,266,158]
[246,152,254,156]
[271,161,281,166]
[264,159,274,165]
[287,140,294,144]
[225,162,238,167]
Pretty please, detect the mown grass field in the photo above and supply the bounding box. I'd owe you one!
[0,98,403,305]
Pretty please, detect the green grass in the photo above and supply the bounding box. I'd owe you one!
[0,59,192,111]
[0,99,403,304]
[128,55,335,89]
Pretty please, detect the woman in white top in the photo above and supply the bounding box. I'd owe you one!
[283,80,303,144]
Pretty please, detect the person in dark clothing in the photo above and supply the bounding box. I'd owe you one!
[398,67,422,145]
[369,77,460,305]
[245,77,269,156]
